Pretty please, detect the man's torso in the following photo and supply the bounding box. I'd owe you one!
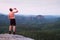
[9,12,15,19]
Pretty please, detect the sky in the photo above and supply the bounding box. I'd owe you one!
[0,0,60,15]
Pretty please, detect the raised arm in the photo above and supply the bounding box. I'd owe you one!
[13,8,18,13]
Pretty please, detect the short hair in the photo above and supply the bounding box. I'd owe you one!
[9,8,13,12]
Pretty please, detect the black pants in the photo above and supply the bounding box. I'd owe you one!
[10,19,16,26]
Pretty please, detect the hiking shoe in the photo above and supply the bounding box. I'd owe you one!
[9,31,11,34]
[13,32,16,35]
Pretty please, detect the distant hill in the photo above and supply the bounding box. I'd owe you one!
[0,14,9,26]
[0,13,59,26]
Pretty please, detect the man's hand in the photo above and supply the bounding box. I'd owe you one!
[13,8,18,13]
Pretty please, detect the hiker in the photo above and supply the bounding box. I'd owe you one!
[8,8,18,34]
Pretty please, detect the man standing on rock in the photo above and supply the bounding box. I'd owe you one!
[8,8,18,34]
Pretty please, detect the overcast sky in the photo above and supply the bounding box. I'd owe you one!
[0,0,60,15]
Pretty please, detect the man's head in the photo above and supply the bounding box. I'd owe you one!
[9,8,13,12]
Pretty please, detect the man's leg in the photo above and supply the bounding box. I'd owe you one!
[9,25,12,34]
[13,26,16,34]
[12,19,16,34]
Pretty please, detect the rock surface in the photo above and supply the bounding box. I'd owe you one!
[0,34,34,40]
